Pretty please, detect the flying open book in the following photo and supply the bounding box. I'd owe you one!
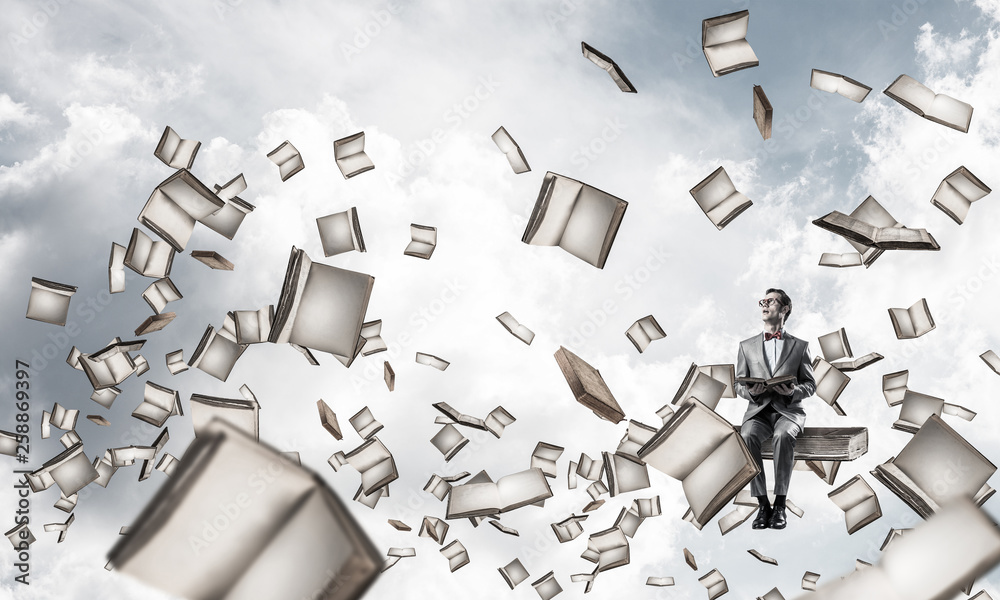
[888,298,935,339]
[522,172,627,269]
[124,228,175,278]
[930,166,991,225]
[810,69,872,102]
[107,419,381,600]
[702,10,759,77]
[818,252,863,268]
[317,207,366,257]
[884,74,974,133]
[690,166,752,230]
[828,474,882,534]
[446,467,553,519]
[26,278,77,326]
[844,195,903,267]
[154,125,201,169]
[638,399,759,527]
[492,126,531,173]
[267,140,304,181]
[269,247,374,365]
[333,132,374,179]
[871,414,995,519]
[813,211,940,250]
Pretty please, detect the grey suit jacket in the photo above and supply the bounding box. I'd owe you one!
[734,331,817,429]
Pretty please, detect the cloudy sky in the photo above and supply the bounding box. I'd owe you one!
[2,0,1000,598]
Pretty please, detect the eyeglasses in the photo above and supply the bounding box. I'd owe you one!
[759,298,783,307]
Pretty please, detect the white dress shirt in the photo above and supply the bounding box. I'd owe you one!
[762,329,784,374]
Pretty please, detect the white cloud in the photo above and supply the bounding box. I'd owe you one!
[0,93,41,129]
[915,23,978,73]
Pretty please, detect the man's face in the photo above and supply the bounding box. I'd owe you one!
[760,292,785,324]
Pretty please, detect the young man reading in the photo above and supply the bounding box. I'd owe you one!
[734,288,816,530]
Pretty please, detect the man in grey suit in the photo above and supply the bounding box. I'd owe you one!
[735,288,816,530]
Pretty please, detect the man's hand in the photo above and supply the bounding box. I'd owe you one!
[748,383,767,397]
[771,382,795,396]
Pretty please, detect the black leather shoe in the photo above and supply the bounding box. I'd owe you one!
[768,506,787,529]
[752,506,772,529]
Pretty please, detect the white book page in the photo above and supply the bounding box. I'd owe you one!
[928,93,973,130]
[907,301,934,336]
[704,13,748,46]
[890,308,916,338]
[932,181,971,222]
[682,434,744,522]
[497,469,551,508]
[641,407,731,480]
[692,169,737,213]
[886,75,937,113]
[703,40,757,74]
[558,183,618,266]
[526,175,582,246]
[289,263,371,357]
[449,482,501,515]
[705,192,751,228]
[894,418,994,503]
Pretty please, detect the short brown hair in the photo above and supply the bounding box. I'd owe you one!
[766,288,792,324]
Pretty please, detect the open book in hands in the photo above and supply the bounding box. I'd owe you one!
[736,375,796,392]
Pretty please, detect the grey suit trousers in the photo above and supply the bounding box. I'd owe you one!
[740,403,801,497]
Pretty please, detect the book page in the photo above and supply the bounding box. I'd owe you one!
[907,300,934,336]
[110,424,325,600]
[224,486,375,600]
[289,262,372,358]
[705,191,751,228]
[885,74,937,114]
[894,417,995,504]
[448,482,502,516]
[845,496,880,531]
[524,174,581,246]
[337,152,375,177]
[704,40,758,75]
[879,498,1000,600]
[931,181,971,223]
[928,93,973,131]
[704,12,748,46]
[691,168,737,214]
[682,434,745,520]
[945,167,990,201]
[889,308,916,339]
[897,391,944,430]
[559,182,619,267]
[496,468,552,509]
[640,404,732,480]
